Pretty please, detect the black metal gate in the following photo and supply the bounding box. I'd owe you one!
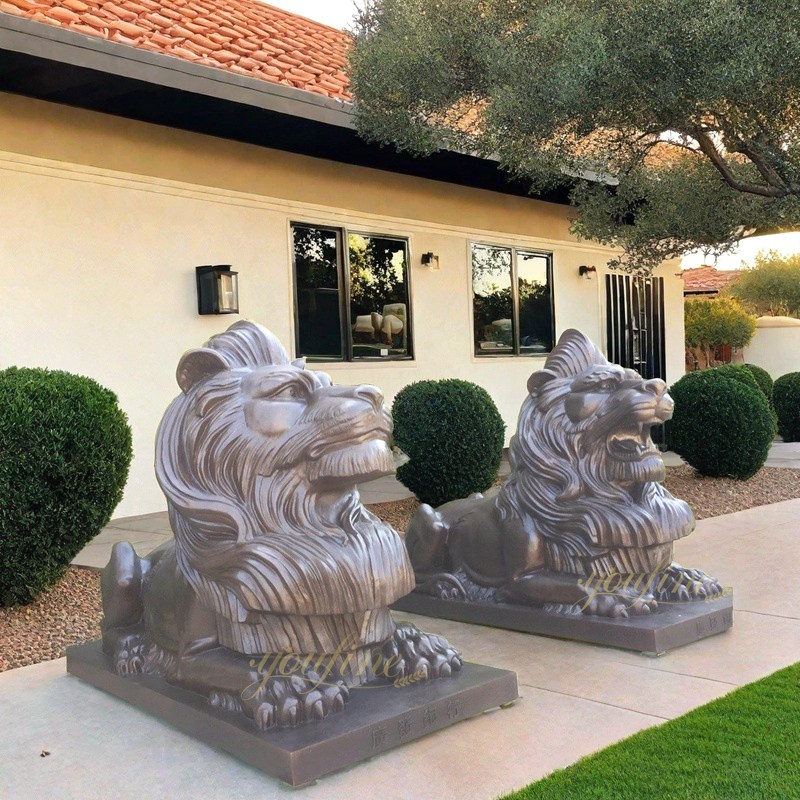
[605,274,666,381]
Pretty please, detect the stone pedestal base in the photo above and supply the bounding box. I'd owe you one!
[392,592,733,653]
[66,641,519,787]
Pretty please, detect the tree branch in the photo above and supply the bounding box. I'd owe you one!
[690,129,788,198]
[735,135,791,192]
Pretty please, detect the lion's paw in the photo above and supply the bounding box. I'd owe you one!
[377,625,462,681]
[655,563,723,602]
[418,573,467,601]
[567,587,659,618]
[238,661,350,731]
[114,634,146,676]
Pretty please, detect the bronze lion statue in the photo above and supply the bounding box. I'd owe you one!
[101,321,460,731]
[406,329,723,618]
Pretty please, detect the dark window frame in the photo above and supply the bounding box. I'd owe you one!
[291,222,414,363]
[471,242,556,358]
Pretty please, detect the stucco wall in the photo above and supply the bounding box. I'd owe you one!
[0,92,685,517]
[743,317,800,378]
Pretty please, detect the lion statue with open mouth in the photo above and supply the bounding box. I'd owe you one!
[405,329,723,618]
[100,321,460,731]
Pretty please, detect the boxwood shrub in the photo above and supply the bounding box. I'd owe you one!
[0,367,132,606]
[392,379,505,507]
[711,364,760,391]
[743,363,774,404]
[773,372,800,442]
[668,368,775,479]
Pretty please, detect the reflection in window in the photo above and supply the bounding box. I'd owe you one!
[472,244,514,354]
[517,251,554,355]
[292,225,343,358]
[472,243,554,356]
[349,234,411,358]
[291,223,412,361]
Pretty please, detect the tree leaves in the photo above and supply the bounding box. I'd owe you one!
[727,250,800,317]
[350,0,800,273]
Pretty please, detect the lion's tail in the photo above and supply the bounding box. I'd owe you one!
[405,504,450,574]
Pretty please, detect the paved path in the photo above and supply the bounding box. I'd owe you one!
[6,499,798,800]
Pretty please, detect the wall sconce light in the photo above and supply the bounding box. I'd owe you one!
[578,265,597,280]
[421,252,440,270]
[196,265,239,314]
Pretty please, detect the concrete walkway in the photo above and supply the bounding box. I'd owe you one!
[4,499,797,800]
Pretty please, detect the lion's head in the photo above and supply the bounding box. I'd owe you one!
[155,321,413,624]
[497,329,694,576]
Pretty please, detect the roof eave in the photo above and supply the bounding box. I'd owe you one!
[0,12,355,128]
[0,12,576,204]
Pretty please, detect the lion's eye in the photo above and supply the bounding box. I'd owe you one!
[272,385,302,401]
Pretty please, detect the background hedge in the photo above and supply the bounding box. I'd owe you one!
[668,367,775,479]
[0,368,132,606]
[773,372,800,442]
[392,379,505,507]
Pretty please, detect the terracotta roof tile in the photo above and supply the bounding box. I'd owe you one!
[1,0,353,101]
[681,266,743,294]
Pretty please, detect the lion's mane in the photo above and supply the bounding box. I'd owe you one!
[154,322,413,632]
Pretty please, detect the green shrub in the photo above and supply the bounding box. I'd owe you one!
[742,363,774,403]
[668,369,775,479]
[392,379,505,507]
[710,364,760,391]
[0,368,132,606]
[773,372,800,442]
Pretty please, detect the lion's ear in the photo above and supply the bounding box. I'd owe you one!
[527,368,558,395]
[177,347,230,393]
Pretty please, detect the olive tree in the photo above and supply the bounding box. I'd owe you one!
[349,0,800,273]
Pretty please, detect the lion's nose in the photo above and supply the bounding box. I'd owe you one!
[355,384,384,411]
[643,378,666,397]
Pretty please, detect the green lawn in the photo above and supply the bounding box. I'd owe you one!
[501,662,800,800]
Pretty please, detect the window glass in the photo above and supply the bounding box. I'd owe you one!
[348,234,411,358]
[291,223,413,361]
[472,244,514,355]
[517,251,554,354]
[292,225,343,358]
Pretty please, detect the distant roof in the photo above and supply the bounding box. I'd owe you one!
[0,0,351,101]
[681,266,743,295]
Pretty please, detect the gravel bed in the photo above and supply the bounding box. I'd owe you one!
[663,465,800,520]
[2,465,798,673]
[0,567,101,673]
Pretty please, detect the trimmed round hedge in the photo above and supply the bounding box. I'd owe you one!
[392,379,505,507]
[743,363,774,403]
[711,364,760,391]
[0,368,132,606]
[773,372,800,442]
[668,368,775,479]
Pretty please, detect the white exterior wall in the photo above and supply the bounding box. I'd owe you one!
[0,145,684,518]
[743,317,800,378]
